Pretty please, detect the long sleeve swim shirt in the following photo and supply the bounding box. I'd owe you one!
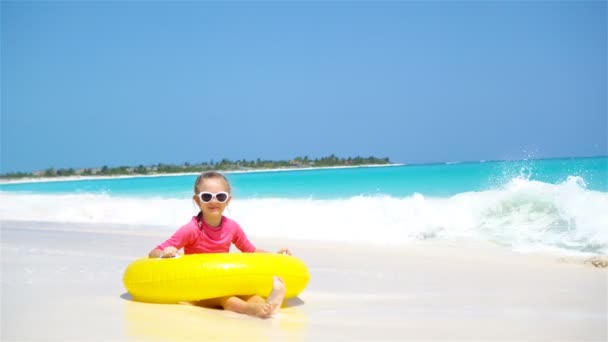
[156,215,256,254]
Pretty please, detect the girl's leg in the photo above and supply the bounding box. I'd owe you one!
[220,277,287,318]
[242,294,265,305]
[194,296,272,318]
[219,296,274,318]
[266,276,286,313]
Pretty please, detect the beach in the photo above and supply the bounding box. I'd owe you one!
[1,220,605,341]
[3,0,606,339]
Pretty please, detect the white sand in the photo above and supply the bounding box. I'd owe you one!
[1,220,606,341]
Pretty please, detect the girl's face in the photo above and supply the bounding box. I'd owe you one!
[193,177,231,216]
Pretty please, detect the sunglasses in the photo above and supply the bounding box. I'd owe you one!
[197,191,230,203]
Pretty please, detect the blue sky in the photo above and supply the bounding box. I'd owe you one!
[1,1,606,173]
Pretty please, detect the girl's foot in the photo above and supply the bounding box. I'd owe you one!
[245,303,274,318]
[266,276,286,314]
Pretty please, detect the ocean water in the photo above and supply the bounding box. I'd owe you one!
[1,157,607,256]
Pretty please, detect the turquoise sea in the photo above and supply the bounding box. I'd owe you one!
[1,157,607,256]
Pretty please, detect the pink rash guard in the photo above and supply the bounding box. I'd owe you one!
[156,215,256,254]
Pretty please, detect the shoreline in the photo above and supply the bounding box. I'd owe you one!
[1,219,606,268]
[0,163,405,185]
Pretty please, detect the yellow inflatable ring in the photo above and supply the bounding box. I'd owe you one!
[123,253,310,303]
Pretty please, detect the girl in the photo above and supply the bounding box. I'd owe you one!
[148,171,290,319]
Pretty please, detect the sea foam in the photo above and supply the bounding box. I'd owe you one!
[1,176,606,256]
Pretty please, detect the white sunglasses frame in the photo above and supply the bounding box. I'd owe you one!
[197,191,230,203]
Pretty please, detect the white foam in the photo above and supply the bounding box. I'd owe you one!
[1,177,606,256]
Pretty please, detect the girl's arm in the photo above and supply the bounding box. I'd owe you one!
[149,223,195,258]
[232,221,291,255]
[254,247,292,255]
[148,246,179,258]
[149,248,163,258]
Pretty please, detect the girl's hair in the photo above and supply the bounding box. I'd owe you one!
[193,171,231,194]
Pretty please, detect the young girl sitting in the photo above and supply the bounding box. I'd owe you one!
[148,171,290,318]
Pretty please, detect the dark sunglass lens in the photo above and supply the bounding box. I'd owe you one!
[201,193,213,202]
[216,193,228,202]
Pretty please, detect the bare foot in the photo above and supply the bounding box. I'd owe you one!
[266,276,286,314]
[245,302,274,319]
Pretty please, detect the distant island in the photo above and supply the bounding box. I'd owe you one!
[0,155,392,179]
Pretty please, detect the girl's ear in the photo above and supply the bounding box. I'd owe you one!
[221,194,231,208]
[192,195,202,207]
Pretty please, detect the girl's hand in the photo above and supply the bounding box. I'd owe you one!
[277,248,292,255]
[161,246,178,258]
